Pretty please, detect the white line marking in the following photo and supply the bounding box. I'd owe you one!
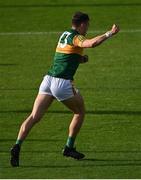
[0,29,141,36]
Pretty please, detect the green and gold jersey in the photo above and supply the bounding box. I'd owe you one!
[47,29,86,80]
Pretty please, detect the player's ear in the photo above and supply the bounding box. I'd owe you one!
[78,22,83,28]
[80,22,85,28]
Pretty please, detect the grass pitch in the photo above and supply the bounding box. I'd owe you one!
[0,0,141,178]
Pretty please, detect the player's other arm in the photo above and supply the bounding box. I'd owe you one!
[82,24,120,48]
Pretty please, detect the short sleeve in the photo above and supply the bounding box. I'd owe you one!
[73,35,86,47]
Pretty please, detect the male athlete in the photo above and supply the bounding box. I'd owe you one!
[10,12,119,166]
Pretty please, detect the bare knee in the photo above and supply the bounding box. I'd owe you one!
[74,110,85,120]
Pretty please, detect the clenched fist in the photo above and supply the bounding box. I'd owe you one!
[111,24,120,35]
[78,55,89,64]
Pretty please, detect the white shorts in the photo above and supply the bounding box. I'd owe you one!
[39,75,79,101]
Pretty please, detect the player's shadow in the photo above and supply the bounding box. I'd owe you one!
[14,151,141,168]
[3,156,141,168]
[3,150,141,168]
[23,150,141,167]
[87,110,141,116]
[0,138,62,142]
[1,110,141,116]
[21,158,141,168]
[0,63,18,66]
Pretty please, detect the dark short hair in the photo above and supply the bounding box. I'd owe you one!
[72,12,89,27]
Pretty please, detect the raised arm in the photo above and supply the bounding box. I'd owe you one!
[82,24,120,48]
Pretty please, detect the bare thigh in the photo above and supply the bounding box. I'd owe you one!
[31,94,54,120]
[61,93,85,114]
[17,94,55,140]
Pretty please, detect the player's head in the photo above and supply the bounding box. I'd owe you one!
[72,12,90,35]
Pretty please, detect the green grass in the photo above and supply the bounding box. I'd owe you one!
[0,0,141,178]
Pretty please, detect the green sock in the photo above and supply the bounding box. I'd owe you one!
[66,136,76,148]
[16,139,23,146]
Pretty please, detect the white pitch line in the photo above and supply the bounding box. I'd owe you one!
[0,29,141,36]
[0,31,62,36]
